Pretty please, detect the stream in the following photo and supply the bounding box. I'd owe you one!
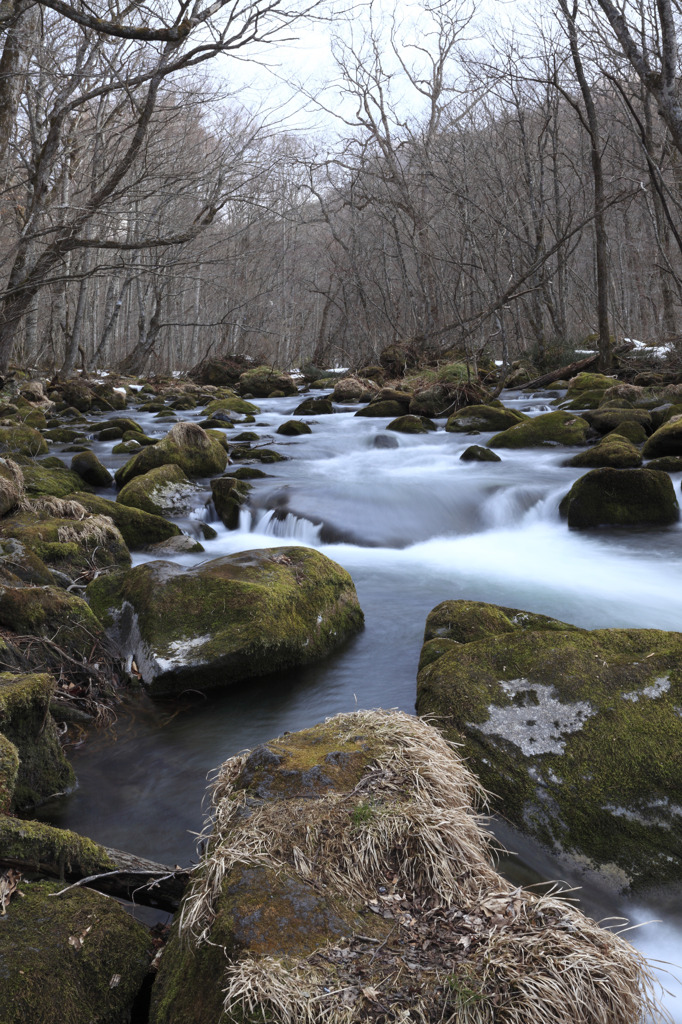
[35,388,682,1019]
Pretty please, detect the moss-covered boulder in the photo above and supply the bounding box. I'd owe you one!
[565,434,642,469]
[565,371,616,397]
[386,414,436,433]
[642,414,682,459]
[87,547,364,697]
[331,377,378,403]
[98,416,144,437]
[646,455,682,472]
[209,476,251,529]
[489,411,590,448]
[407,383,454,418]
[114,421,228,487]
[0,458,23,515]
[559,467,679,527]
[609,420,648,444]
[417,600,682,892]
[0,424,48,457]
[558,388,612,411]
[203,395,260,417]
[460,444,502,462]
[581,408,653,435]
[0,506,131,578]
[276,419,312,436]
[293,397,333,416]
[22,463,93,499]
[53,380,95,412]
[446,404,526,433]
[237,366,298,397]
[151,710,656,1024]
[0,538,54,585]
[0,732,19,813]
[355,399,408,419]
[0,673,74,810]
[66,492,181,549]
[70,451,112,488]
[117,464,195,518]
[0,879,152,1024]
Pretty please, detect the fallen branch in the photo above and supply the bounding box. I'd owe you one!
[509,353,599,390]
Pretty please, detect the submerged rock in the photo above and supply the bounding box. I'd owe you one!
[87,547,364,696]
[151,710,658,1024]
[559,467,679,527]
[417,599,682,892]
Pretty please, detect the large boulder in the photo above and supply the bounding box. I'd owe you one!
[386,414,436,433]
[408,383,454,418]
[559,467,679,527]
[564,433,642,469]
[489,411,590,448]
[237,365,297,397]
[21,463,92,499]
[87,547,364,696]
[150,710,656,1024]
[293,397,333,416]
[416,600,682,892]
[117,464,195,518]
[642,414,682,459]
[565,371,616,397]
[70,450,113,488]
[355,399,408,419]
[581,408,652,435]
[0,878,152,1024]
[203,395,260,417]
[66,492,181,549]
[446,404,526,433]
[0,672,74,810]
[331,376,378,403]
[188,356,251,387]
[114,421,228,487]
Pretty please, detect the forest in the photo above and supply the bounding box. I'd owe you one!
[2,0,682,378]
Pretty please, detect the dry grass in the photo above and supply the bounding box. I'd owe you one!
[18,496,88,519]
[179,710,669,1024]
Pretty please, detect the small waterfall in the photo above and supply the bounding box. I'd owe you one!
[250,508,323,544]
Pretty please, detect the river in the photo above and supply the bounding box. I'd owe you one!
[35,388,682,1020]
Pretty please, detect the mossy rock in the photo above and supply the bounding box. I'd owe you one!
[650,402,682,430]
[565,371,616,396]
[0,815,116,877]
[489,411,590,448]
[152,709,652,1023]
[565,434,642,469]
[609,420,648,444]
[460,445,502,462]
[0,879,152,1024]
[355,399,408,419]
[99,417,143,436]
[276,419,312,436]
[386,414,437,433]
[558,389,610,411]
[230,446,286,464]
[54,380,95,412]
[446,404,526,433]
[86,547,364,697]
[112,439,142,455]
[642,415,682,459]
[66,492,181,549]
[0,538,54,585]
[293,397,333,415]
[0,424,48,457]
[203,395,260,417]
[331,377,378,403]
[237,366,298,398]
[114,421,228,487]
[416,599,682,891]
[559,467,679,527]
[210,476,252,529]
[43,427,83,443]
[0,673,74,810]
[117,464,195,518]
[0,457,23,515]
[0,732,19,813]
[646,455,682,472]
[581,408,653,435]
[0,511,131,577]
[21,463,93,499]
[223,467,268,481]
[407,383,454,418]
[70,451,112,488]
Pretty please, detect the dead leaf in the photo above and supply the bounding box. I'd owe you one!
[0,868,21,915]
[68,924,92,949]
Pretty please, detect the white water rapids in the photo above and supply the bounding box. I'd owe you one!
[36,389,682,1019]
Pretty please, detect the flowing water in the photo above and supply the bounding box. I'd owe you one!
[36,390,682,1018]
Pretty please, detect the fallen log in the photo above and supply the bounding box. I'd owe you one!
[508,352,599,390]
[0,815,190,913]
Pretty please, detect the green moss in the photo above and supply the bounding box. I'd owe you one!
[559,467,679,527]
[565,433,642,469]
[0,673,75,809]
[204,395,260,416]
[114,421,227,486]
[446,404,526,433]
[557,389,610,410]
[0,513,130,575]
[0,424,48,457]
[86,547,364,696]
[565,371,615,396]
[117,463,192,517]
[0,815,116,877]
[276,419,313,436]
[355,400,408,418]
[0,879,152,1024]
[642,415,682,459]
[386,414,436,433]
[416,600,682,889]
[237,366,298,398]
[65,492,181,549]
[581,408,652,435]
[210,476,251,529]
[21,463,93,498]
[0,731,19,813]
[489,411,590,448]
[70,451,112,488]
